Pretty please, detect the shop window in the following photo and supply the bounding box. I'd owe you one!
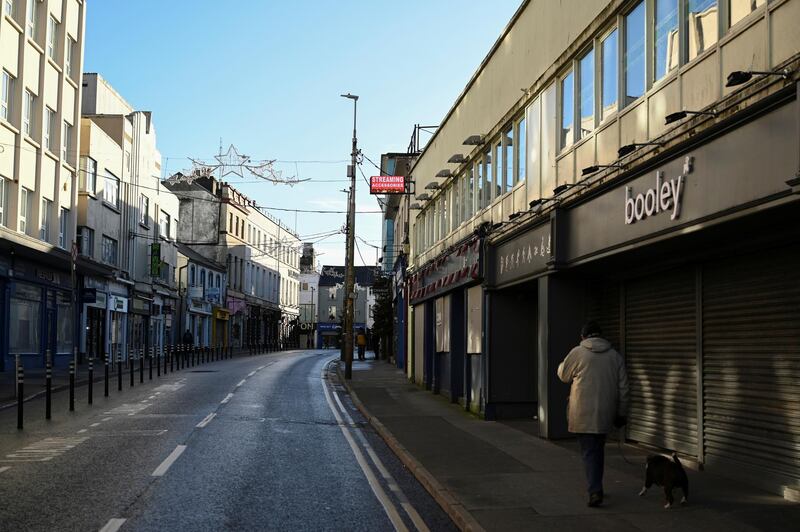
[687,0,718,60]
[624,2,646,106]
[601,29,618,120]
[578,49,595,138]
[57,291,73,354]
[560,70,574,150]
[729,0,764,28]
[10,283,41,355]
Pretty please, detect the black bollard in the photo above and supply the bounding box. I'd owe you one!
[16,356,23,430]
[88,359,94,405]
[163,346,167,374]
[148,348,153,380]
[130,351,135,388]
[104,355,109,397]
[117,353,122,392]
[170,345,174,372]
[69,359,75,412]
[157,346,161,377]
[45,352,52,420]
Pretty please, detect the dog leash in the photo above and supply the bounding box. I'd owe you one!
[615,427,637,466]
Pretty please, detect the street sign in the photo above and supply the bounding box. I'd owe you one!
[150,243,161,276]
[369,175,406,194]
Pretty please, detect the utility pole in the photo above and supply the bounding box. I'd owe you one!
[341,93,358,380]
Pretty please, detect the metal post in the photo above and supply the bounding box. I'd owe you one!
[140,348,144,383]
[17,356,23,430]
[163,345,168,374]
[170,345,174,372]
[88,359,94,405]
[149,347,153,380]
[69,359,75,411]
[117,351,122,392]
[129,350,135,388]
[157,345,161,377]
[45,351,52,420]
[104,354,109,397]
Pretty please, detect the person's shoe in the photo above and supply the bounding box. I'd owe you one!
[587,492,603,507]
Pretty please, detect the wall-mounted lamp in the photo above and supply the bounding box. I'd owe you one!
[448,154,466,164]
[726,68,791,87]
[618,142,664,158]
[553,183,590,195]
[786,175,800,195]
[435,169,452,178]
[462,134,485,146]
[415,193,430,201]
[664,109,716,125]
[581,164,622,176]
[508,211,523,220]
[528,197,558,214]
[410,203,423,210]
[424,182,441,190]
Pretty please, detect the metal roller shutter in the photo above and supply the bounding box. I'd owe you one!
[625,269,698,457]
[585,281,621,352]
[702,248,800,488]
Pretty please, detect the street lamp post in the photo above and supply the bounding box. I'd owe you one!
[341,93,358,380]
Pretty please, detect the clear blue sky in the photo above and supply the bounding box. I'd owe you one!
[84,0,521,267]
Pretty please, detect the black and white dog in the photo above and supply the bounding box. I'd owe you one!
[639,453,689,509]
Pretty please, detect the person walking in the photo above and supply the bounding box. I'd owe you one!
[182,329,193,347]
[357,330,366,361]
[557,321,629,508]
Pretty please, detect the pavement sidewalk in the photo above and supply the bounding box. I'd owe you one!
[341,359,800,532]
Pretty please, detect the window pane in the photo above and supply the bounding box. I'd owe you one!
[516,117,526,185]
[466,165,474,219]
[541,84,557,198]
[494,141,502,197]
[57,291,73,354]
[503,127,513,191]
[10,284,41,355]
[0,178,5,227]
[560,70,574,149]
[687,0,718,60]
[601,30,618,120]
[579,50,594,138]
[476,160,484,210]
[624,2,646,105]
[526,97,541,202]
[654,0,679,81]
[1,71,10,120]
[729,0,764,27]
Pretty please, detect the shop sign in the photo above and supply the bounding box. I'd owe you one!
[81,288,97,304]
[213,307,230,320]
[188,286,203,299]
[318,322,341,332]
[131,297,151,315]
[150,243,161,277]
[108,295,128,313]
[227,297,246,315]
[491,222,552,287]
[369,175,406,194]
[206,286,220,303]
[409,237,481,303]
[624,157,691,224]
[321,267,345,280]
[85,277,108,291]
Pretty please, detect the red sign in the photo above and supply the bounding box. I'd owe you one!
[370,175,406,194]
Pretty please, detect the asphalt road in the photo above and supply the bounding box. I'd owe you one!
[0,350,456,532]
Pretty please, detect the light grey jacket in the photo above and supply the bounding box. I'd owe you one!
[557,337,629,434]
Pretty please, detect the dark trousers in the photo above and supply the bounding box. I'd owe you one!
[577,433,606,495]
[358,345,365,359]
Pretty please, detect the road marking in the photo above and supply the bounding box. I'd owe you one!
[196,412,217,428]
[148,396,156,400]
[248,371,256,377]
[105,403,150,416]
[236,379,246,388]
[0,466,10,474]
[220,393,234,404]
[90,422,101,427]
[152,445,187,477]
[321,365,410,532]
[102,417,112,422]
[99,517,127,532]
[77,429,88,434]
[2,437,89,463]
[257,365,265,370]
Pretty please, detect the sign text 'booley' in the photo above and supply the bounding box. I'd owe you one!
[624,156,693,224]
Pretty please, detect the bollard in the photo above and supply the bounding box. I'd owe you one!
[148,348,153,380]
[130,351,135,388]
[191,346,195,367]
[164,346,169,375]
[104,354,109,397]
[139,348,144,383]
[69,359,75,411]
[88,359,94,405]
[157,346,161,377]
[45,352,52,420]
[117,352,122,392]
[16,356,23,430]
[170,345,175,372]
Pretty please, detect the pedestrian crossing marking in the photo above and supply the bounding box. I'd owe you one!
[104,403,151,416]
[2,436,89,462]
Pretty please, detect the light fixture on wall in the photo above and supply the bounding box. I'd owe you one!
[415,193,430,201]
[448,154,466,164]
[462,134,485,146]
[410,203,423,210]
[424,182,441,190]
[725,68,791,87]
[618,141,664,158]
[553,183,590,196]
[664,109,716,125]
[581,163,622,176]
[528,197,558,214]
[435,169,452,178]
[508,211,523,220]
[786,175,800,195]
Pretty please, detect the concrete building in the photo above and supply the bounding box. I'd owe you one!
[406,0,800,498]
[298,243,319,348]
[317,265,376,349]
[0,0,86,370]
[80,73,179,357]
[175,243,226,347]
[167,176,300,348]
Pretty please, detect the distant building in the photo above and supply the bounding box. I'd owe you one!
[316,265,377,349]
[175,243,226,347]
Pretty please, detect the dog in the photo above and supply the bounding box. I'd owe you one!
[638,452,689,509]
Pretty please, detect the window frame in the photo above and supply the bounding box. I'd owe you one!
[19,187,31,234]
[62,121,72,161]
[65,37,75,77]
[26,0,35,39]
[101,235,118,266]
[577,47,596,140]
[44,107,56,152]
[0,70,11,121]
[159,209,170,240]
[22,89,34,136]
[80,156,97,195]
[3,0,13,17]
[139,194,149,227]
[502,125,514,193]
[40,198,52,242]
[103,171,119,210]
[0,177,7,227]
[47,15,57,60]
[58,207,68,249]
[559,68,575,151]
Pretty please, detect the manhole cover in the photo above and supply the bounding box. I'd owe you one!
[190,370,218,373]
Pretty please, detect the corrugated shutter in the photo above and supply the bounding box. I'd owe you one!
[625,268,698,457]
[703,248,800,486]
[585,281,621,352]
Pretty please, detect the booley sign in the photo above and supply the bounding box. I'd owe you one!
[624,156,692,224]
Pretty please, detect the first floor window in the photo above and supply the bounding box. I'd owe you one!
[688,0,718,60]
[159,209,170,239]
[101,235,118,266]
[1,70,11,121]
[328,306,337,320]
[139,194,149,226]
[79,226,94,257]
[80,156,97,194]
[730,0,764,28]
[104,172,119,208]
[19,187,31,234]
[40,198,51,241]
[58,207,68,248]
